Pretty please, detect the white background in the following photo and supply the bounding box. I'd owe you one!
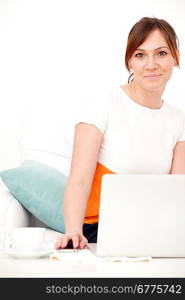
[0,0,185,171]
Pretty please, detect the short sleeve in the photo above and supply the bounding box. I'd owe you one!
[178,110,185,141]
[74,89,112,134]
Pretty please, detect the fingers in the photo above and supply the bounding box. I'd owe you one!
[79,236,88,249]
[54,233,88,250]
[71,234,88,249]
[61,235,71,249]
[54,234,79,249]
[54,235,70,249]
[71,235,79,249]
[54,236,65,249]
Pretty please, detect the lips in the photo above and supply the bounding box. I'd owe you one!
[144,74,162,78]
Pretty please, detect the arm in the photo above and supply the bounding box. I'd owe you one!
[170,141,185,174]
[55,123,103,249]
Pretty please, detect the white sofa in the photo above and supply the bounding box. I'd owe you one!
[0,178,63,251]
[0,101,77,251]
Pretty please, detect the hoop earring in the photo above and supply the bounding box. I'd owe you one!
[128,72,134,84]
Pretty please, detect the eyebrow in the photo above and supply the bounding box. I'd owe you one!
[136,46,169,51]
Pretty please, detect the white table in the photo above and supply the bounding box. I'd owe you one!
[0,244,185,278]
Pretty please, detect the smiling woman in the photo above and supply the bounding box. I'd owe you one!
[54,17,185,250]
[1,16,185,251]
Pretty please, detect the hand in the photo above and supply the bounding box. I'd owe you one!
[55,231,88,250]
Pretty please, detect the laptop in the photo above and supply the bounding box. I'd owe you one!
[96,174,185,257]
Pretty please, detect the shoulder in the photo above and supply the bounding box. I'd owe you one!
[78,85,119,112]
[74,86,119,134]
[163,103,185,122]
[163,104,185,141]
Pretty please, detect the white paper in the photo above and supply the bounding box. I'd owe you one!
[50,249,152,263]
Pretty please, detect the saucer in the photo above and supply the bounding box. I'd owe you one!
[5,248,53,259]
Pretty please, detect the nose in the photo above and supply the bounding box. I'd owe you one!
[145,55,158,70]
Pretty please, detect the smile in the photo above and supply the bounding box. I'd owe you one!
[144,74,162,79]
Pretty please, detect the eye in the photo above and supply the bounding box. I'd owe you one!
[158,50,167,56]
[135,52,144,58]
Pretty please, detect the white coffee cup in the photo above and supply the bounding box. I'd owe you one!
[8,227,46,252]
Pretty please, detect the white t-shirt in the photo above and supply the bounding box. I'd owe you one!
[75,86,185,174]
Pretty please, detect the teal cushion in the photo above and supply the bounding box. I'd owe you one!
[0,160,67,233]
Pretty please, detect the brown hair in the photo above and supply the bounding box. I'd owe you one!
[125,17,180,83]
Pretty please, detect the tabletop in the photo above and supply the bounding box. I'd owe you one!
[0,244,185,278]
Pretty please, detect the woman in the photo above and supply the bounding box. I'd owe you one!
[55,17,185,250]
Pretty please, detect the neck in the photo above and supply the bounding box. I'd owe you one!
[125,82,164,109]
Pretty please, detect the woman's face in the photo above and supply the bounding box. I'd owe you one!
[129,29,177,92]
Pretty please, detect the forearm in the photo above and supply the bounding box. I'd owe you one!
[63,183,90,233]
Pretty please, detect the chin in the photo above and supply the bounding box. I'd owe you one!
[143,81,166,92]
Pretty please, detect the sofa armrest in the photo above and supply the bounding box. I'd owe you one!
[0,178,30,250]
